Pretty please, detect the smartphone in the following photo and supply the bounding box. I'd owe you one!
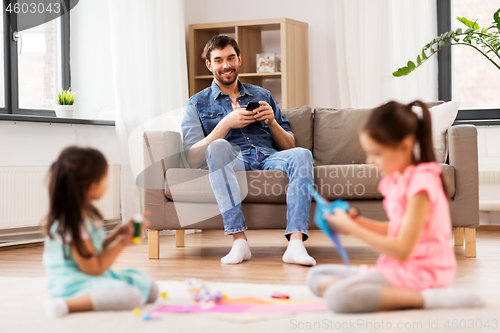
[246,102,260,111]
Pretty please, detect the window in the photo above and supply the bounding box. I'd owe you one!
[0,0,70,117]
[438,0,500,124]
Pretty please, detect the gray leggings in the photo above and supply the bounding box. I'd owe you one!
[306,265,390,313]
[90,282,159,311]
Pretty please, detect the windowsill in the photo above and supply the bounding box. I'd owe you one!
[0,114,115,126]
[453,109,500,126]
[454,119,500,126]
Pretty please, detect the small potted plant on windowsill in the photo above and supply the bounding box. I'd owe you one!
[55,88,75,118]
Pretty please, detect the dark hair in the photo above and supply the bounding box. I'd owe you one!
[363,100,450,198]
[45,146,108,258]
[204,35,240,62]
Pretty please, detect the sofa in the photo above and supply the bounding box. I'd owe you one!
[142,105,479,259]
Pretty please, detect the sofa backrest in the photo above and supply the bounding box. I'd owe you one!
[313,107,372,166]
[281,105,314,151]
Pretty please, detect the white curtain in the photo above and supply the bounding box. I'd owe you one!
[108,0,189,219]
[329,0,438,108]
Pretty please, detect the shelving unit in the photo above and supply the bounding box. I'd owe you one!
[188,18,309,109]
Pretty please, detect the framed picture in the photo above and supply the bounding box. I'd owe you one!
[256,53,280,73]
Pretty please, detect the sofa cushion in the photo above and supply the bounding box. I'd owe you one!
[165,168,290,203]
[314,165,384,200]
[315,163,455,200]
[165,163,456,203]
[313,107,371,166]
[282,105,314,151]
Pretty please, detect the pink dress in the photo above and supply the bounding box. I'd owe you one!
[361,162,456,291]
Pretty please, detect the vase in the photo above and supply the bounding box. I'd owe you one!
[54,105,75,118]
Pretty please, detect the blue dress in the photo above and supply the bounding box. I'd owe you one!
[43,220,153,303]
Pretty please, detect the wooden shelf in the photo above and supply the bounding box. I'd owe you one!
[188,18,309,109]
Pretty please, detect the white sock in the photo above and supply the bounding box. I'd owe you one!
[283,239,316,266]
[221,239,251,264]
[421,288,485,309]
[44,298,69,318]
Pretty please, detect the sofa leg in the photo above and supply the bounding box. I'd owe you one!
[148,230,160,259]
[453,227,464,246]
[464,228,476,258]
[175,230,185,247]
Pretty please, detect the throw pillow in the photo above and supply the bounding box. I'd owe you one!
[416,100,460,163]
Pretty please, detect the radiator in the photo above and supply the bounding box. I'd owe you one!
[0,165,121,230]
[479,158,500,211]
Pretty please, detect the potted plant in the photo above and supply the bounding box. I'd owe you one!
[393,8,500,77]
[55,88,75,118]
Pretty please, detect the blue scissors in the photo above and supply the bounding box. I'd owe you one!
[308,184,350,265]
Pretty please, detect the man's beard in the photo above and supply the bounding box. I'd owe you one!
[215,67,239,86]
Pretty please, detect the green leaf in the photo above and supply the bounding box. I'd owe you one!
[392,70,403,77]
[494,8,500,31]
[439,39,446,47]
[399,67,412,75]
[457,16,477,29]
[407,61,416,70]
[417,54,422,65]
[421,49,428,60]
[455,27,463,34]
[464,28,474,34]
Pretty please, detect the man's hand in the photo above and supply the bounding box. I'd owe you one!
[221,108,257,129]
[252,101,276,126]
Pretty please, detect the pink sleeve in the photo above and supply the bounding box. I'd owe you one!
[406,169,442,204]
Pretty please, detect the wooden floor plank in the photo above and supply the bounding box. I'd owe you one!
[0,229,497,286]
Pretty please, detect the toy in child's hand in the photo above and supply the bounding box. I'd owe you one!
[132,213,144,244]
[307,184,350,265]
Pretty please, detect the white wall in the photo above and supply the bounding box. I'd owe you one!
[0,121,120,166]
[183,0,341,108]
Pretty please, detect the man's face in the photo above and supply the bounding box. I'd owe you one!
[206,45,241,86]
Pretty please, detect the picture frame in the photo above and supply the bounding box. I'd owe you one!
[256,53,280,73]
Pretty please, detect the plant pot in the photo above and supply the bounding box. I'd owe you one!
[55,105,75,118]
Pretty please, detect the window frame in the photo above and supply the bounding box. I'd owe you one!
[438,0,500,126]
[0,0,70,117]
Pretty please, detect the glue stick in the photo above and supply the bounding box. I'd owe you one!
[133,213,144,244]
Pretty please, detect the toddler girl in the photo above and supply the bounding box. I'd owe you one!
[43,146,158,317]
[307,101,483,313]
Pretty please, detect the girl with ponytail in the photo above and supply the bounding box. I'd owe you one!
[307,101,483,313]
[43,146,158,318]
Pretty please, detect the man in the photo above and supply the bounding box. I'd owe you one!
[181,35,315,266]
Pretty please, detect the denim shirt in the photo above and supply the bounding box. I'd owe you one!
[181,80,294,160]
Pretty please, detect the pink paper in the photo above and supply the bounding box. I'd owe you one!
[248,303,329,314]
[153,304,253,314]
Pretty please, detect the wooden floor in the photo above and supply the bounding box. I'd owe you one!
[1,229,499,287]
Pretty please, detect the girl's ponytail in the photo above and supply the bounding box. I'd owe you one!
[364,100,451,199]
[409,100,436,163]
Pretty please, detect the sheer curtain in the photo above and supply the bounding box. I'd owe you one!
[329,0,438,108]
[108,0,189,219]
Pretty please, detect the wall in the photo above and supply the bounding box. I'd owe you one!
[183,0,341,108]
[477,126,500,225]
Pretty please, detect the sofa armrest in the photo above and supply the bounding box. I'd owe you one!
[141,130,182,209]
[448,125,479,228]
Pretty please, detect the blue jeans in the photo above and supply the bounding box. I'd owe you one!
[205,139,314,240]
